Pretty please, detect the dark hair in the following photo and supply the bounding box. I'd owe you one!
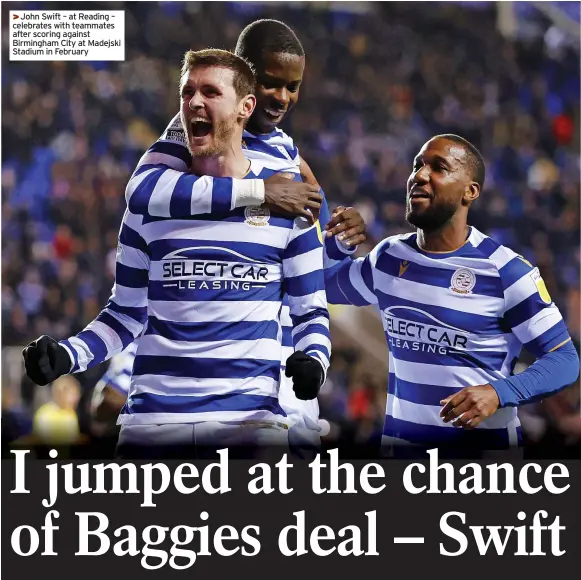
[435,134,486,189]
[235,19,304,66]
[181,49,256,99]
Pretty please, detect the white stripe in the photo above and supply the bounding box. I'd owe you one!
[125,167,157,202]
[387,393,518,430]
[375,270,503,316]
[148,169,180,217]
[140,220,291,249]
[190,176,213,215]
[283,247,322,278]
[130,375,278,397]
[287,290,327,317]
[512,306,563,343]
[488,245,518,270]
[110,283,147,308]
[503,272,536,310]
[117,245,149,270]
[148,299,281,323]
[149,260,281,283]
[391,357,505,386]
[349,259,377,304]
[118,410,288,426]
[84,320,124,356]
[290,315,325,337]
[137,335,282,361]
[67,336,95,371]
[103,308,145,339]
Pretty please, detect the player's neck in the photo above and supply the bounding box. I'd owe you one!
[417,222,470,253]
[190,146,250,179]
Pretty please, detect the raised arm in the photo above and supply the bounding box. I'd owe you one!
[23,210,149,384]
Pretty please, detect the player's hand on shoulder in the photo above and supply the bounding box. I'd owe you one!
[325,206,367,248]
[439,385,500,429]
[264,174,322,224]
[285,351,324,400]
[22,335,71,386]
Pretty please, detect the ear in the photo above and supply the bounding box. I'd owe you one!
[463,182,480,205]
[239,94,256,122]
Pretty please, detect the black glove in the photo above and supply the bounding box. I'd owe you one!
[22,335,71,386]
[285,351,324,400]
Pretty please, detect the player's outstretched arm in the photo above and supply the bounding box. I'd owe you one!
[23,210,149,385]
[440,255,580,428]
[128,115,322,223]
[282,219,331,400]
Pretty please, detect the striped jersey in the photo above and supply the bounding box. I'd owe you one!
[95,341,139,396]
[60,157,331,426]
[329,227,570,453]
[99,114,352,429]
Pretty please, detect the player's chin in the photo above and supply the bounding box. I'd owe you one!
[189,136,213,156]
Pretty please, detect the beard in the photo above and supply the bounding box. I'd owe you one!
[182,111,239,158]
[406,199,458,231]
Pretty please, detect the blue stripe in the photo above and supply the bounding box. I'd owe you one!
[293,322,329,346]
[127,169,165,216]
[60,339,79,373]
[290,309,330,328]
[389,373,470,406]
[76,330,108,367]
[388,340,507,371]
[210,177,234,214]
[116,263,148,288]
[148,141,191,164]
[119,222,148,254]
[383,415,511,449]
[281,327,293,347]
[499,255,534,288]
[95,312,135,348]
[148,280,281,302]
[106,300,147,324]
[304,344,331,362]
[377,292,502,335]
[243,138,291,161]
[284,270,325,297]
[325,237,353,261]
[124,392,286,417]
[504,292,549,329]
[133,356,280,381]
[378,257,503,298]
[148,238,282,263]
[285,226,322,258]
[337,261,372,307]
[169,173,195,218]
[473,236,500,259]
[145,316,280,342]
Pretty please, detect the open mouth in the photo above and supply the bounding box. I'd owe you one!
[190,117,212,139]
[263,107,285,121]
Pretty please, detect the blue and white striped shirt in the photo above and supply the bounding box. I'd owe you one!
[61,158,331,426]
[97,115,352,428]
[327,228,572,452]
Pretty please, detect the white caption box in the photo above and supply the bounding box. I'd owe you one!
[9,11,125,61]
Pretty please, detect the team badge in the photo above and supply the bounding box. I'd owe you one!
[531,268,552,304]
[450,268,476,295]
[244,205,270,226]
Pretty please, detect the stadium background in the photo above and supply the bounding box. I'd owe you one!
[2,1,579,455]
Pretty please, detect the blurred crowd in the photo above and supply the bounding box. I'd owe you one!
[2,2,579,455]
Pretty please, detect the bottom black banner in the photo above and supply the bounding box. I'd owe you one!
[2,449,580,579]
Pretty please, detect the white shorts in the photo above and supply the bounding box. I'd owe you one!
[117,421,289,459]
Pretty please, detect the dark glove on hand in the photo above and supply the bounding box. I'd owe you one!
[285,351,324,401]
[22,335,71,386]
